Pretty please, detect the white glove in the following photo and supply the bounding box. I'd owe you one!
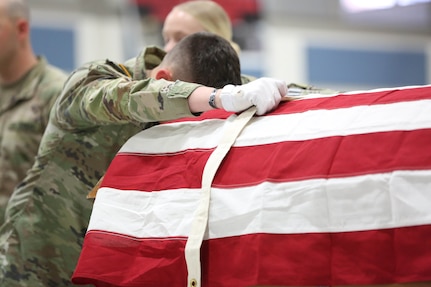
[219,77,287,115]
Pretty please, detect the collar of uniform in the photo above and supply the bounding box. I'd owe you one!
[0,56,47,114]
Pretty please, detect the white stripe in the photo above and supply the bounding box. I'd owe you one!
[87,170,431,239]
[341,84,431,95]
[119,99,431,154]
[299,84,431,99]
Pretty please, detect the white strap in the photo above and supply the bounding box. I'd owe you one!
[184,106,257,287]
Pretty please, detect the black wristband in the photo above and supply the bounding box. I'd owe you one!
[209,89,218,109]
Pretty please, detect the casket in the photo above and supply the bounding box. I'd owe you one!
[72,85,431,287]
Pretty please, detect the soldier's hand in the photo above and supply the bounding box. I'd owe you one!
[219,77,287,115]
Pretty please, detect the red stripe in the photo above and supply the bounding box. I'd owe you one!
[102,129,431,191]
[167,86,431,123]
[273,86,431,116]
[72,224,431,286]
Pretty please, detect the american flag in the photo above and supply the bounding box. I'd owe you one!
[72,85,431,287]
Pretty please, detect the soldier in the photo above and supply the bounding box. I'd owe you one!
[0,30,286,286]
[0,0,67,222]
[163,0,241,55]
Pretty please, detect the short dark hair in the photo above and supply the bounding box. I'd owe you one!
[163,32,242,88]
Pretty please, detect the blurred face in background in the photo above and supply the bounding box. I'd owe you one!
[162,8,205,52]
[0,1,18,68]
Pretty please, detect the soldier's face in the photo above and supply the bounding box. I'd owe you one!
[162,9,205,53]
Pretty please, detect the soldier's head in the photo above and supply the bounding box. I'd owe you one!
[162,0,240,54]
[0,0,32,81]
[0,0,30,47]
[150,32,242,89]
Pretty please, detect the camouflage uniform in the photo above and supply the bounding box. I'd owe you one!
[0,57,67,223]
[0,46,203,286]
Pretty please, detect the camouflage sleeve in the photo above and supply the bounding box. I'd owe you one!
[53,62,202,131]
[37,65,68,127]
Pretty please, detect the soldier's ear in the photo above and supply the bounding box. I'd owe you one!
[154,68,172,81]
[16,19,30,38]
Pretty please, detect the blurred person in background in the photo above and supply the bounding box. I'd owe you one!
[0,0,67,222]
[163,0,240,54]
[0,26,286,287]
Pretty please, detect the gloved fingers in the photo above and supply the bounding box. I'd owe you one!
[274,79,288,96]
[254,91,280,115]
[220,78,287,115]
[252,78,285,115]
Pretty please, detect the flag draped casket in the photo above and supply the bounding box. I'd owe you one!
[72,86,431,287]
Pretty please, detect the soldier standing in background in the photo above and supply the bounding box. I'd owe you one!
[0,0,67,222]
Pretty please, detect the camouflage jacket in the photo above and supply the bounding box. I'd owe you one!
[0,57,67,220]
[0,47,202,286]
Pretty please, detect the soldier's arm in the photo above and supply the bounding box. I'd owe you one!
[53,65,202,131]
[52,62,285,131]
